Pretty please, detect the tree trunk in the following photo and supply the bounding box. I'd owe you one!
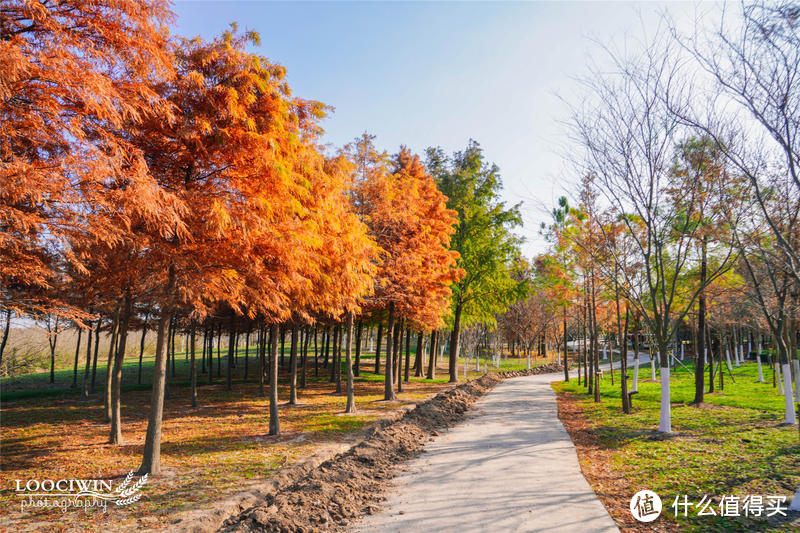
[190,327,197,407]
[216,323,221,378]
[81,321,94,399]
[110,291,133,444]
[584,286,591,391]
[314,327,319,377]
[563,307,569,382]
[427,330,437,380]
[384,304,397,400]
[171,317,177,378]
[374,321,383,374]
[104,307,121,423]
[201,327,207,374]
[449,302,463,383]
[345,313,357,413]
[609,334,614,386]
[226,317,235,391]
[90,322,100,393]
[586,282,594,395]
[138,313,148,385]
[244,327,250,380]
[414,331,424,377]
[756,333,765,383]
[694,238,707,404]
[268,323,280,435]
[591,273,600,402]
[138,266,175,475]
[336,325,343,393]
[323,328,330,368]
[393,321,401,387]
[620,308,630,413]
[289,325,298,404]
[0,308,10,369]
[72,327,82,387]
[613,271,628,413]
[329,326,338,383]
[300,326,309,389]
[278,326,284,369]
[632,331,640,392]
[164,321,173,400]
[258,326,266,397]
[778,325,797,424]
[354,320,363,377]
[396,324,404,393]
[404,328,411,382]
[709,330,716,393]
[208,326,215,385]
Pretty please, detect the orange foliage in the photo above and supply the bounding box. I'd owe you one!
[0,0,177,318]
[354,145,461,330]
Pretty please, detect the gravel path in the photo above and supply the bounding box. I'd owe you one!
[352,371,619,533]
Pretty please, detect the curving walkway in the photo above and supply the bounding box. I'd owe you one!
[352,370,619,533]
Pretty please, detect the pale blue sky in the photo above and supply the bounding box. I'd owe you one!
[173,1,710,256]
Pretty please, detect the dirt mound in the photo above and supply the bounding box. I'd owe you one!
[498,362,563,378]
[220,374,502,533]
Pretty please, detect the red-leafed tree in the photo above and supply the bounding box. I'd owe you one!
[353,142,460,400]
[0,0,176,321]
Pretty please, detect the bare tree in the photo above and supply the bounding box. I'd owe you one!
[723,176,799,424]
[676,0,800,282]
[569,27,734,432]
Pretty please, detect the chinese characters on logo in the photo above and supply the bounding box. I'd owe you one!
[672,494,788,518]
[631,491,791,523]
[630,490,663,522]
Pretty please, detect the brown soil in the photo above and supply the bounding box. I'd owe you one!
[554,389,679,533]
[219,364,562,533]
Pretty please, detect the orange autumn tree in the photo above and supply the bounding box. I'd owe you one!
[131,28,339,473]
[299,154,378,413]
[392,150,462,331]
[0,0,176,321]
[248,151,378,430]
[354,144,460,400]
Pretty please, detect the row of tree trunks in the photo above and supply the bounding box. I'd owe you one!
[49,303,452,477]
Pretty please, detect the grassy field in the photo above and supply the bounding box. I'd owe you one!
[1,342,555,531]
[554,362,800,532]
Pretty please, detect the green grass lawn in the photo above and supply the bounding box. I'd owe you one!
[554,362,800,532]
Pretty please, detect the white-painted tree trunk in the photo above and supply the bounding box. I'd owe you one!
[725,349,733,372]
[659,366,671,433]
[651,353,657,381]
[778,363,784,394]
[602,342,607,361]
[747,342,752,361]
[756,342,764,383]
[680,343,684,361]
[782,363,796,425]
[793,360,800,403]
[632,352,640,392]
[526,353,530,370]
